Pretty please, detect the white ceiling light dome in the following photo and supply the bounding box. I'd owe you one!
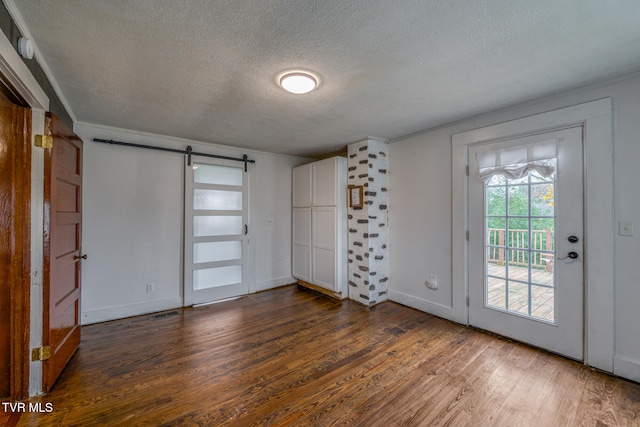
[278,70,319,94]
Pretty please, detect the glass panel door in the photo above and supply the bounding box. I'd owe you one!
[468,127,584,361]
[184,157,248,305]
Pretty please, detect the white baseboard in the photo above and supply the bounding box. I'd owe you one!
[614,356,640,383]
[389,290,463,324]
[253,276,296,293]
[82,279,297,325]
[82,297,183,325]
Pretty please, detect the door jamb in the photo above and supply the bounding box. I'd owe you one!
[0,29,50,398]
[3,97,32,400]
[452,98,613,372]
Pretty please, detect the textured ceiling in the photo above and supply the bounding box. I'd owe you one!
[9,0,640,157]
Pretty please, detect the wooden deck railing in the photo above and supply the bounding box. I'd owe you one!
[487,228,553,270]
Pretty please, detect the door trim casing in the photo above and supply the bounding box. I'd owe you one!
[0,31,48,110]
[1,95,32,400]
[0,28,50,399]
[452,97,613,372]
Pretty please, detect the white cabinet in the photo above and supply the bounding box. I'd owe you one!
[292,157,347,298]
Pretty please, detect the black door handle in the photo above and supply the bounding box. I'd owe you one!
[558,251,579,260]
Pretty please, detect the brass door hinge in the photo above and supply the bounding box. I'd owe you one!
[34,135,53,149]
[31,346,51,361]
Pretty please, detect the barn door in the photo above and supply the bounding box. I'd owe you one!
[184,156,249,306]
[43,113,83,391]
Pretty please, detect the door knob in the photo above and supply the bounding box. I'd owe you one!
[74,254,87,260]
[558,252,578,260]
[568,236,579,243]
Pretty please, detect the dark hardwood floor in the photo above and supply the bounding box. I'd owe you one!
[12,285,640,426]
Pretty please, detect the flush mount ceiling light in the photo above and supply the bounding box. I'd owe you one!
[278,71,318,94]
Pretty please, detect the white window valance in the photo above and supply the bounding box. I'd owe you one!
[476,138,558,183]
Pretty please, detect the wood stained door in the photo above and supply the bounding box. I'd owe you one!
[0,89,31,400]
[43,113,83,391]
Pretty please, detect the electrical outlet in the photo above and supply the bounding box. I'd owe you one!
[619,220,634,236]
[426,274,438,290]
[146,283,155,293]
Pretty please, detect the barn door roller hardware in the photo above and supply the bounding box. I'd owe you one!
[93,138,255,172]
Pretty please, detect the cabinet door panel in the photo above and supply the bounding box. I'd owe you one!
[293,164,312,207]
[292,208,311,281]
[312,159,336,206]
[293,244,311,281]
[293,208,311,245]
[312,207,336,249]
[312,207,336,290]
[313,247,336,290]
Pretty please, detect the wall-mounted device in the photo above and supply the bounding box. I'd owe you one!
[18,37,34,59]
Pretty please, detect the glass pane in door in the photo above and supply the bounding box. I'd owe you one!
[193,265,243,290]
[194,163,243,185]
[485,163,556,322]
[193,216,242,236]
[193,189,242,210]
[193,241,242,264]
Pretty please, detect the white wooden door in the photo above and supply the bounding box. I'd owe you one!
[184,156,248,305]
[468,127,584,360]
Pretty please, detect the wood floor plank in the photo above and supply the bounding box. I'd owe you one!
[13,285,640,426]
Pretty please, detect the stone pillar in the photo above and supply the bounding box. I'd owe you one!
[347,138,389,306]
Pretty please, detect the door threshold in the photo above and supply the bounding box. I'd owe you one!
[193,296,244,307]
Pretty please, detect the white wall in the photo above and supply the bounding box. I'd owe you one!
[387,124,468,318]
[75,123,308,324]
[388,72,640,381]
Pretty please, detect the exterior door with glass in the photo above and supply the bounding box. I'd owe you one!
[468,127,584,360]
[184,156,248,305]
